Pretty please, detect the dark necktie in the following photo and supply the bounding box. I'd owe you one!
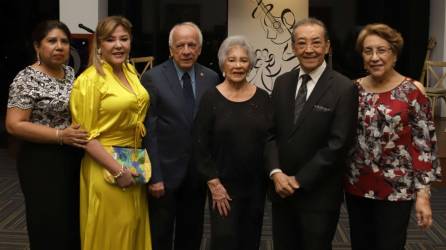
[294,74,311,124]
[182,72,195,121]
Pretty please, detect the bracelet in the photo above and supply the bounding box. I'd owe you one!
[113,165,125,179]
[56,129,63,145]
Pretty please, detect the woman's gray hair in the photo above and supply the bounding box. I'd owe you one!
[217,35,256,71]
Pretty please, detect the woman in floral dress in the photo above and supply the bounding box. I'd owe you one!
[344,23,442,250]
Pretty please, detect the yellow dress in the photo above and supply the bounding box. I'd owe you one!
[70,63,151,250]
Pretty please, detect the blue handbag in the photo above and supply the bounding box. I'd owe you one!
[103,147,151,185]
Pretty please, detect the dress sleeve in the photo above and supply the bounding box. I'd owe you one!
[7,71,36,110]
[193,90,219,181]
[69,73,102,140]
[409,88,442,190]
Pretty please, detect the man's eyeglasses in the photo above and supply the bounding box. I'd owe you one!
[362,47,393,57]
[295,41,323,50]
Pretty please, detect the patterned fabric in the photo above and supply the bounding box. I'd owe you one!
[345,78,442,201]
[294,74,311,123]
[7,65,75,129]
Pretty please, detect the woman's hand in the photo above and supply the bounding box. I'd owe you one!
[415,189,433,229]
[60,124,89,148]
[116,168,139,189]
[207,178,232,217]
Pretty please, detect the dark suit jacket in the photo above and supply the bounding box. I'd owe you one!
[141,59,219,189]
[265,67,358,211]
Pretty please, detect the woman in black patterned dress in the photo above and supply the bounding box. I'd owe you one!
[5,20,88,250]
[194,36,271,250]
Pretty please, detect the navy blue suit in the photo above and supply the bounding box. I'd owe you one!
[142,59,219,250]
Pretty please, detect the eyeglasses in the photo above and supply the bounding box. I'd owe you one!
[362,47,393,57]
[295,41,323,50]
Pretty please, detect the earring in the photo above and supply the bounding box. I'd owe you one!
[97,48,104,63]
[36,53,41,66]
[222,72,226,77]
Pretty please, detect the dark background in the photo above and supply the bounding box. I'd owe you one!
[0,0,430,148]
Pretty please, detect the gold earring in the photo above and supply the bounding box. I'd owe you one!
[97,48,104,63]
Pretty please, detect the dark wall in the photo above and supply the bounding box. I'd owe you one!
[314,0,429,80]
[107,0,429,81]
[0,0,431,147]
[357,0,429,81]
[108,0,228,74]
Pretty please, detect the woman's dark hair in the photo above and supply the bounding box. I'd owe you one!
[32,20,71,46]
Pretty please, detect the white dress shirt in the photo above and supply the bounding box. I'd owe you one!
[295,61,327,99]
[270,61,327,178]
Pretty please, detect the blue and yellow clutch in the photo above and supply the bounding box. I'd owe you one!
[104,147,151,185]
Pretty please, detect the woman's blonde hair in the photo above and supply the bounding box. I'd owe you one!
[89,16,133,76]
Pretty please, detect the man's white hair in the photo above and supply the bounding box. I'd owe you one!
[168,22,203,48]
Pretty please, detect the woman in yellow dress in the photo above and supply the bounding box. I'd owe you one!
[69,16,151,250]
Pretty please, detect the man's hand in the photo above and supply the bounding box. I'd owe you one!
[271,172,299,198]
[148,181,165,198]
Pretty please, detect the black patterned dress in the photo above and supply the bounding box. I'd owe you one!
[7,65,83,250]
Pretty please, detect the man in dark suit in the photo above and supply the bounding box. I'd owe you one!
[141,22,219,250]
[266,18,358,250]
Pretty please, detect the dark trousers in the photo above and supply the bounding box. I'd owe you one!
[209,189,265,250]
[148,170,206,250]
[272,199,340,250]
[345,193,413,250]
[18,142,82,250]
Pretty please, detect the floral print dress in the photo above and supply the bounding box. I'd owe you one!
[345,78,442,201]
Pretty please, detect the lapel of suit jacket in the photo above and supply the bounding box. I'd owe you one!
[290,67,333,136]
[194,63,207,106]
[162,60,192,124]
[162,59,183,101]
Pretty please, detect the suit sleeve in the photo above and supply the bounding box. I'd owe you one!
[193,91,219,181]
[295,82,359,190]
[264,79,280,173]
[141,72,163,184]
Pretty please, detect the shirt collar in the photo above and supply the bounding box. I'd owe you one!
[299,60,326,83]
[172,60,195,81]
[102,61,139,78]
